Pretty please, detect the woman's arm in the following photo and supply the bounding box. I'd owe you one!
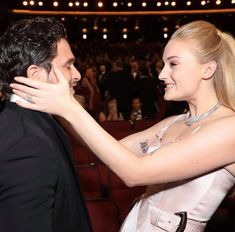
[119,117,172,155]
[118,112,124,121]
[10,66,235,186]
[64,99,235,186]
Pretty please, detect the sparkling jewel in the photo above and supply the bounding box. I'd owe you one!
[185,102,221,126]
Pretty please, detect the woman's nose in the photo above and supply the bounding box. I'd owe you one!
[158,66,166,81]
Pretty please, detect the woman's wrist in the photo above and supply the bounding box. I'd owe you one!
[60,96,78,119]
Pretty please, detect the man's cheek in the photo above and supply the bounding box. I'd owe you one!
[47,73,58,83]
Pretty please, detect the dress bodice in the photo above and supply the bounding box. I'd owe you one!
[120,115,235,232]
[142,114,235,222]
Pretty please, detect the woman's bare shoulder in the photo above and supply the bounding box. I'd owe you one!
[205,113,235,130]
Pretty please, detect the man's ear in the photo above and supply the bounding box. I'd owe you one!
[26,65,49,81]
[202,61,217,80]
[26,65,40,80]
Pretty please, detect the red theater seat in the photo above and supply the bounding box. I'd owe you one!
[72,146,97,165]
[86,198,121,232]
[76,165,102,198]
[132,118,161,132]
[107,170,146,222]
[100,120,131,133]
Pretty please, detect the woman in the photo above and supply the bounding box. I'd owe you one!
[98,95,124,123]
[83,66,102,113]
[75,74,95,111]
[11,21,235,231]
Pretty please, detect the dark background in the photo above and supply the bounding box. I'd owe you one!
[1,1,234,43]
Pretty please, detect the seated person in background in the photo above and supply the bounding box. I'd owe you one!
[129,97,143,123]
[97,63,110,100]
[98,95,124,122]
[75,94,87,108]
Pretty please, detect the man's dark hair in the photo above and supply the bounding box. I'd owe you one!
[0,17,67,99]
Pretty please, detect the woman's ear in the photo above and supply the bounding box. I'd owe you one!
[26,65,49,81]
[202,61,217,80]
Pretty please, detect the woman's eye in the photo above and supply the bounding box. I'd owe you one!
[170,62,177,67]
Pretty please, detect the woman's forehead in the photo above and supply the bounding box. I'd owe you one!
[163,39,195,61]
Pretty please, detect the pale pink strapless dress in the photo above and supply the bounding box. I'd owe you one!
[120,115,235,232]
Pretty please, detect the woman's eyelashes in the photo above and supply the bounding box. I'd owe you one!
[169,62,177,67]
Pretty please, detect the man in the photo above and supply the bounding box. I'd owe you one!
[97,64,109,100]
[130,97,143,122]
[107,60,132,120]
[0,17,92,232]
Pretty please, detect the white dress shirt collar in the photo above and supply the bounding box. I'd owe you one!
[10,94,28,103]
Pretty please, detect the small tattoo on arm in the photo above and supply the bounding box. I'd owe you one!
[140,140,148,153]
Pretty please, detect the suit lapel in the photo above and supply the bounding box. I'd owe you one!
[46,114,91,221]
[5,101,80,187]
[44,115,79,179]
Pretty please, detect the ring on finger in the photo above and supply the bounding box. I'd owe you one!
[27,94,33,103]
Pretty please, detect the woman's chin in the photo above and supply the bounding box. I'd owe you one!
[163,94,173,101]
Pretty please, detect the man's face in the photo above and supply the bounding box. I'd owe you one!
[132,98,141,111]
[48,39,81,95]
[131,61,139,72]
[99,65,106,72]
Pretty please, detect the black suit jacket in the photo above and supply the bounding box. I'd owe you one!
[0,101,92,232]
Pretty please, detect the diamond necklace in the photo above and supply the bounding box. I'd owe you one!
[185,102,221,126]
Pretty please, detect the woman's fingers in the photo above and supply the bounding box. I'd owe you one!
[52,64,68,86]
[13,88,52,112]
[12,89,36,103]
[13,76,49,89]
[10,66,73,115]
[15,98,42,111]
[10,82,42,97]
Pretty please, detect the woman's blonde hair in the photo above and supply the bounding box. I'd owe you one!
[171,20,235,111]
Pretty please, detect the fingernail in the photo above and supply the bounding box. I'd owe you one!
[10,83,14,88]
[14,77,19,81]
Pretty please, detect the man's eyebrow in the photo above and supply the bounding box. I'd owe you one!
[63,57,75,65]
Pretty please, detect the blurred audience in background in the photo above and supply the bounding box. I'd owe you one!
[98,95,124,123]
[71,41,166,120]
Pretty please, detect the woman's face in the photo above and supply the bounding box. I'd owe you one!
[159,39,206,102]
[107,99,117,110]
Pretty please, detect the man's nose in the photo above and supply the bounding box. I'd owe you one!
[72,66,81,81]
